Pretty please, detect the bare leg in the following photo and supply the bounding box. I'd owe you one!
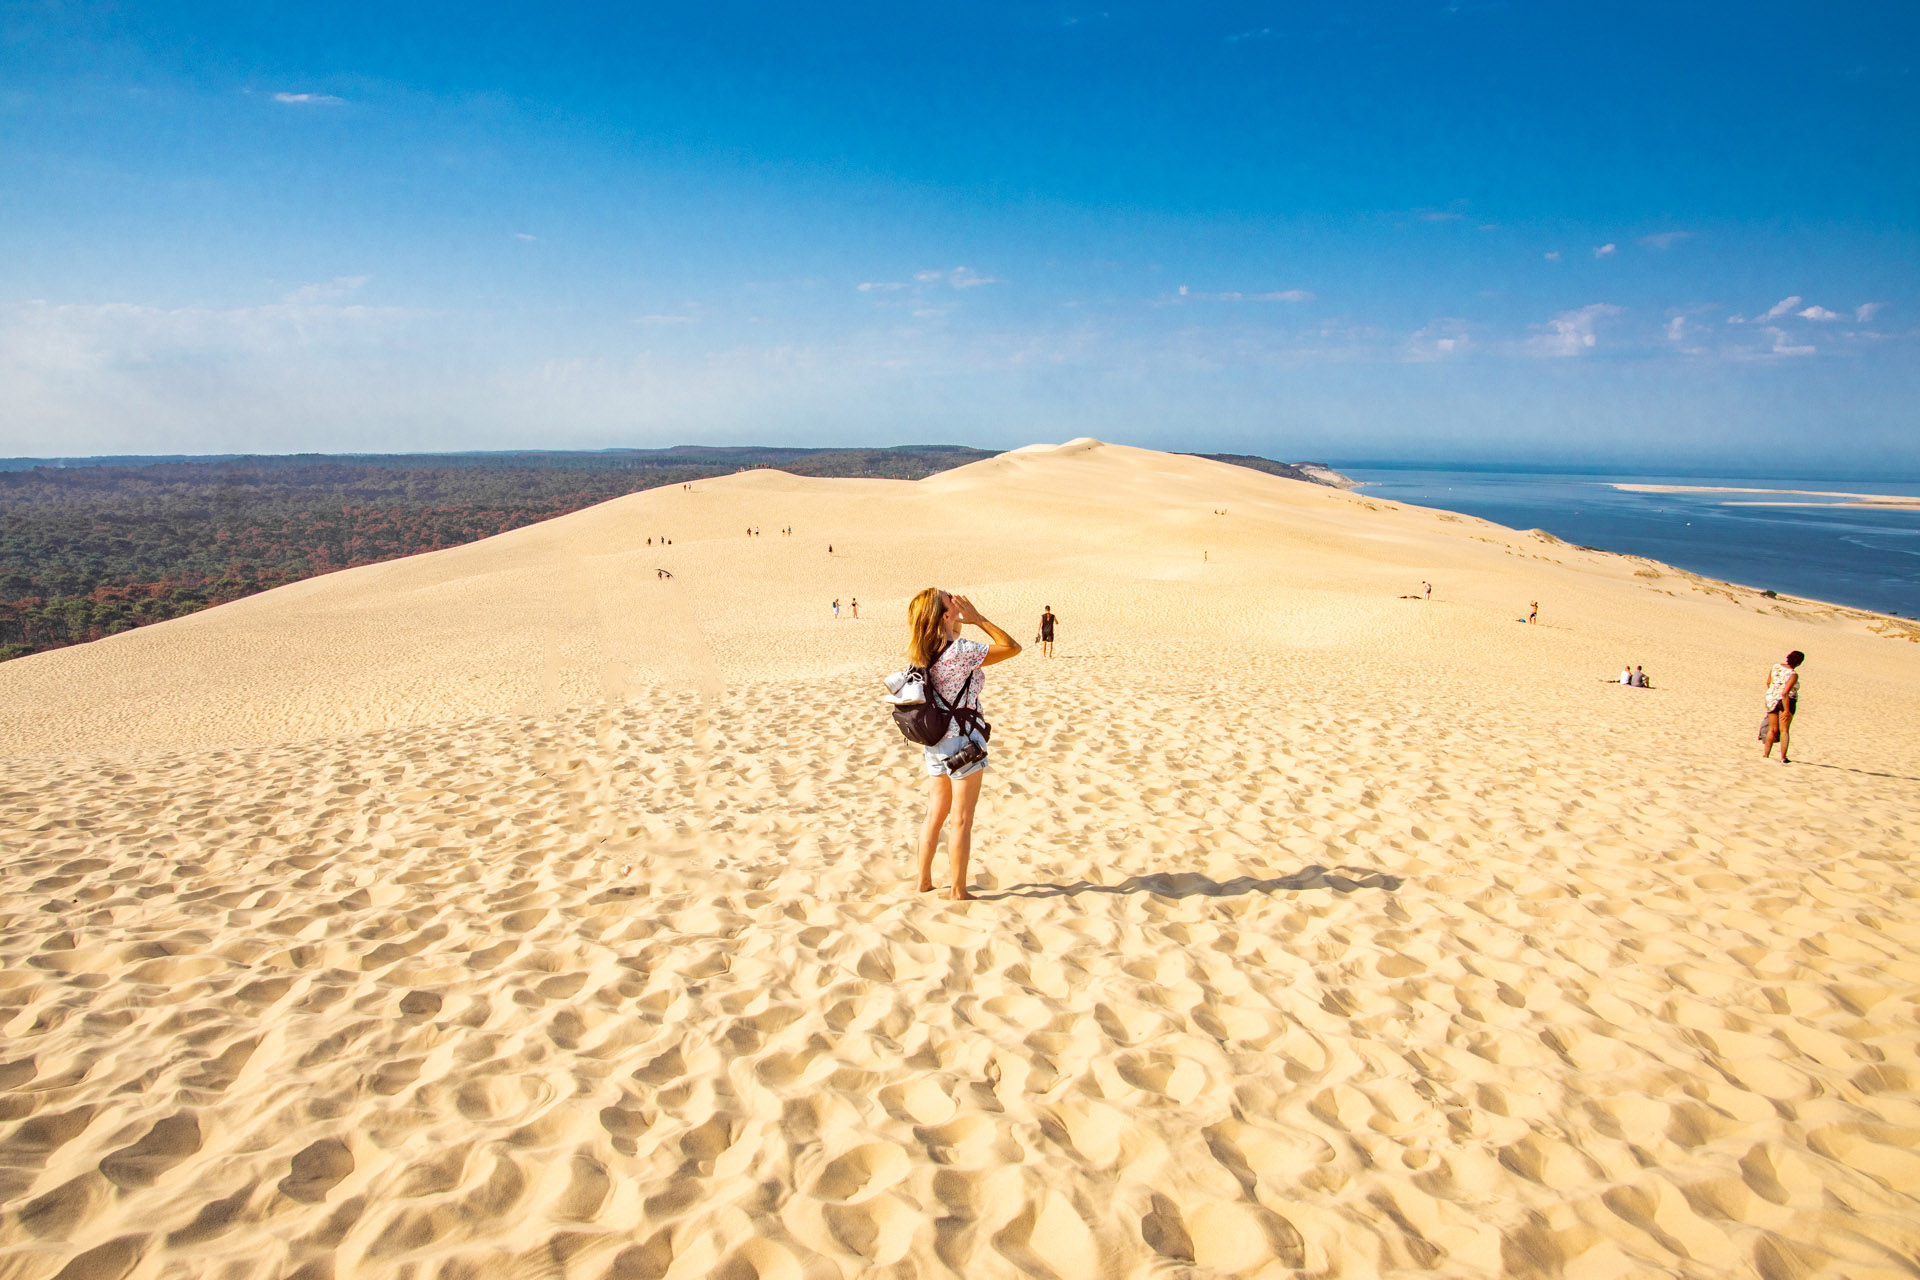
[918,776,952,892]
[1777,708,1794,763]
[1763,710,1778,757]
[948,769,985,900]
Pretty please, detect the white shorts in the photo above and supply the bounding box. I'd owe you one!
[923,724,989,780]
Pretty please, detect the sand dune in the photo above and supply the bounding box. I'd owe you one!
[3,441,1918,1278]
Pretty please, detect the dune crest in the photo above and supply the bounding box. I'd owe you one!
[3,442,1917,1279]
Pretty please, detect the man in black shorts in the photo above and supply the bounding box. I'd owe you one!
[1036,606,1057,658]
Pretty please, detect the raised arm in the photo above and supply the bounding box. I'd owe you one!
[951,595,1022,666]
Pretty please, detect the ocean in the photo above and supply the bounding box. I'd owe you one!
[1334,466,1920,618]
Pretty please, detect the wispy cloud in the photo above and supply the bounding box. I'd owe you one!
[514,232,538,242]
[1405,318,1471,362]
[856,281,907,293]
[285,276,369,304]
[1526,303,1621,357]
[272,92,345,106]
[914,267,1001,289]
[1418,210,1464,223]
[632,314,695,325]
[1663,312,1710,356]
[1177,285,1314,302]
[1639,231,1690,250]
[1543,250,1561,262]
[1856,302,1885,322]
[1592,243,1617,258]
[1797,305,1840,321]
[1764,326,1814,357]
[1756,296,1803,321]
[1225,27,1273,41]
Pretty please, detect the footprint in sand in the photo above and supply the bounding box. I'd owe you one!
[278,1138,353,1203]
[98,1112,202,1188]
[808,1143,911,1204]
[15,1172,111,1241]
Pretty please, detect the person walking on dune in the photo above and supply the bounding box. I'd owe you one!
[906,588,1021,900]
[1763,650,1804,764]
[1036,605,1057,658]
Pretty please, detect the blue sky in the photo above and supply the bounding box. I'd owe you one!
[2,2,1915,467]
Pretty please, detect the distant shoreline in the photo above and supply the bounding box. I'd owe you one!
[1343,464,1920,620]
[1612,482,1920,510]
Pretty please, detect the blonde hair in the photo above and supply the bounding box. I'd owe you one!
[906,587,946,667]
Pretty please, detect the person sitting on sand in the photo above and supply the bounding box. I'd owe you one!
[1633,665,1649,688]
[906,588,1021,901]
[1763,650,1804,764]
[1620,665,1633,685]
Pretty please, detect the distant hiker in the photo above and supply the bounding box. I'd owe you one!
[1763,650,1804,764]
[850,598,859,619]
[1529,601,1539,624]
[828,544,834,554]
[1423,581,1431,599]
[1036,606,1056,658]
[833,599,841,620]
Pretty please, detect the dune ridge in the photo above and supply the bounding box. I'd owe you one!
[3,441,1917,1278]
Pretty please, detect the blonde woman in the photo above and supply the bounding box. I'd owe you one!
[905,588,1021,899]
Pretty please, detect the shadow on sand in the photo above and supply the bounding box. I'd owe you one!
[981,865,1402,902]
[1798,761,1920,783]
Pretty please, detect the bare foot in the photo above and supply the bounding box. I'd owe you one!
[918,881,936,893]
[950,888,974,901]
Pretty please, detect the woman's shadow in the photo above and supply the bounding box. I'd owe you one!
[979,865,1401,901]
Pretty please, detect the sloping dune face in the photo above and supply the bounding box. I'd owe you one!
[3,441,1918,1279]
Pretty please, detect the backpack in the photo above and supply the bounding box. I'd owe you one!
[887,643,988,746]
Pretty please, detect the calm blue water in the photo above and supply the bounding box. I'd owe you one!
[1335,467,1920,618]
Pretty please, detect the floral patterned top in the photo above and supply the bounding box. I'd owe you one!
[1766,662,1800,709]
[930,638,988,713]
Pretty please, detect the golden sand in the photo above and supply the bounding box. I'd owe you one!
[3,441,1917,1278]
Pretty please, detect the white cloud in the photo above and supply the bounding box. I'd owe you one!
[1405,318,1471,362]
[1765,326,1814,357]
[272,92,345,105]
[1592,243,1617,258]
[632,315,695,325]
[856,281,907,292]
[514,232,538,242]
[1757,296,1803,321]
[1544,251,1561,262]
[1225,27,1273,41]
[1797,305,1840,321]
[1176,285,1314,302]
[1525,303,1622,357]
[1639,231,1690,250]
[914,267,1001,289]
[1856,302,1885,322]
